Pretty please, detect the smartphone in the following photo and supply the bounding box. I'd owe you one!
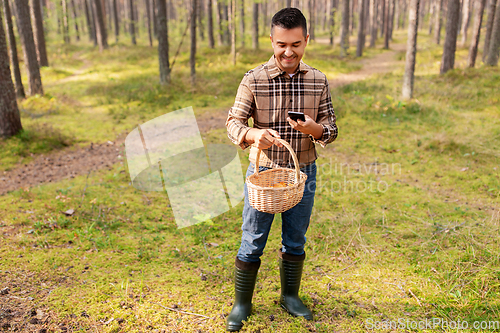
[288,111,306,122]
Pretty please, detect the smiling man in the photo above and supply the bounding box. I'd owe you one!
[225,8,338,331]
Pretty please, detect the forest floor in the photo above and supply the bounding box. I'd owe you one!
[1,31,500,333]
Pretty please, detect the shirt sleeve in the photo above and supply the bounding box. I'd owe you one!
[309,78,338,148]
[226,74,255,150]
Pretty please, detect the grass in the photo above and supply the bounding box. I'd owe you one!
[1,29,500,332]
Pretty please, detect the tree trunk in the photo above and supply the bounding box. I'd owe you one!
[157,0,169,83]
[486,0,500,64]
[384,0,390,48]
[356,0,366,56]
[483,0,498,61]
[93,0,108,50]
[198,0,204,40]
[145,0,152,46]
[70,0,80,41]
[395,0,400,29]
[440,0,461,73]
[223,1,229,45]
[2,0,24,98]
[287,0,291,6]
[207,0,214,47]
[0,10,22,138]
[84,0,94,41]
[349,0,355,34]
[340,0,350,56]
[402,0,407,28]
[230,0,235,64]
[389,0,396,39]
[239,0,244,47]
[13,0,43,95]
[62,0,70,43]
[329,0,336,45]
[434,0,443,43]
[30,0,49,65]
[460,0,470,46]
[129,0,136,44]
[216,0,223,45]
[380,0,385,36]
[309,0,315,40]
[370,0,377,46]
[402,0,420,99]
[89,0,98,45]
[3,0,26,98]
[467,0,486,66]
[252,1,258,49]
[113,0,119,41]
[190,0,197,84]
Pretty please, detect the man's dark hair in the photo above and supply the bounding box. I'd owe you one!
[271,8,307,38]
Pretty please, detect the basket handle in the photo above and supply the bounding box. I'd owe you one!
[254,138,300,183]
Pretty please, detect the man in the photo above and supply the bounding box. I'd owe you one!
[225,7,338,331]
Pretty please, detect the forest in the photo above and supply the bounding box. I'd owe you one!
[1,0,500,331]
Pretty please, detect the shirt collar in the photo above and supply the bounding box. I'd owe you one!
[266,55,308,79]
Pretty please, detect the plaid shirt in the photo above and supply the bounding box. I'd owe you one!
[226,55,338,168]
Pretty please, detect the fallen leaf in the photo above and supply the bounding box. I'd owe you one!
[61,209,75,216]
[461,167,469,172]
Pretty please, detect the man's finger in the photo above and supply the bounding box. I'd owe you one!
[268,129,281,138]
[264,132,283,147]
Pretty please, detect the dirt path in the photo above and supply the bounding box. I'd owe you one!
[0,44,406,196]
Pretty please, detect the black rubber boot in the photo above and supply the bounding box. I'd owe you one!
[226,258,260,332]
[278,249,313,320]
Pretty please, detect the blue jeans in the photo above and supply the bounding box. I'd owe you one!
[236,161,317,263]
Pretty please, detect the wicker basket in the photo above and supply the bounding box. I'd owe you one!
[246,138,307,214]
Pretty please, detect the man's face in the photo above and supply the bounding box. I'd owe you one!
[270,26,309,75]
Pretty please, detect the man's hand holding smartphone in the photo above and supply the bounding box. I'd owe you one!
[287,112,324,140]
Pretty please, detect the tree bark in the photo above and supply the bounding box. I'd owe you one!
[223,1,229,45]
[3,0,25,98]
[239,0,244,47]
[157,0,169,83]
[389,0,395,40]
[230,0,235,64]
[207,0,214,47]
[433,0,443,43]
[384,0,390,48]
[440,0,461,73]
[483,0,498,60]
[356,0,366,56]
[198,0,204,40]
[402,0,420,99]
[145,0,152,46]
[93,0,108,50]
[129,0,136,44]
[309,0,315,41]
[113,0,119,41]
[190,0,196,84]
[329,0,336,45]
[84,0,93,41]
[467,0,486,66]
[460,0,470,46]
[70,0,80,41]
[216,0,222,45]
[486,0,500,64]
[370,0,377,46]
[0,9,22,138]
[340,0,350,56]
[252,0,258,49]
[30,0,49,65]
[62,0,70,43]
[13,0,43,95]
